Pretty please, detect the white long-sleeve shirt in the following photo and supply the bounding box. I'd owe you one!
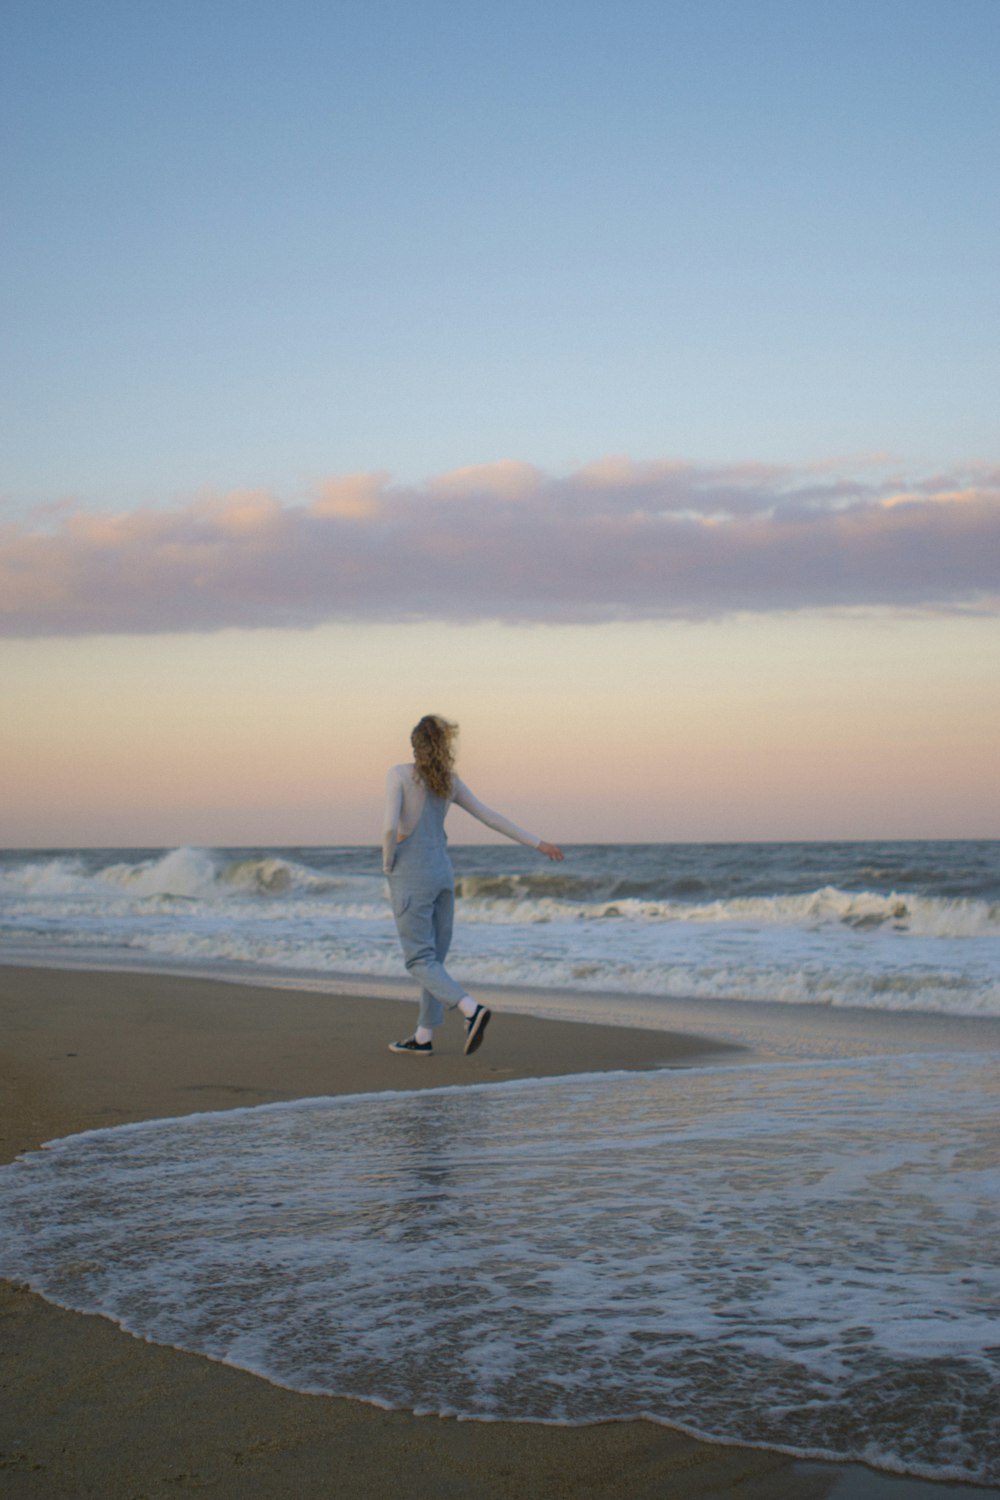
[382,763,542,874]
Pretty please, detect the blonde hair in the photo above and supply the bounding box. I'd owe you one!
[411,714,458,799]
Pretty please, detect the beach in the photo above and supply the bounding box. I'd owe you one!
[7,0,999,1489]
[2,965,997,1500]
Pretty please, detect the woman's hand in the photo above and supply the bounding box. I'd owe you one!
[538,842,565,862]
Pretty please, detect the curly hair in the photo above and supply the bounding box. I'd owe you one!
[411,714,458,799]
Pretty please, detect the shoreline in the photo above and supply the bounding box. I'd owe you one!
[1,965,997,1499]
[6,947,1000,1063]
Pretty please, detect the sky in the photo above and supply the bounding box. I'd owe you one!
[2,0,999,847]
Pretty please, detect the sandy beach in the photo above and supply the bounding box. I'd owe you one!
[1,965,996,1500]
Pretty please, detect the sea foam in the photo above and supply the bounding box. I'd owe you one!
[3,842,1000,1018]
[1,1054,997,1484]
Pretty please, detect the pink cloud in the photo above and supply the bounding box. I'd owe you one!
[1,458,998,636]
[309,472,387,520]
[428,461,544,503]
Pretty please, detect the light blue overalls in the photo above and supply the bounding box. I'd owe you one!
[387,789,467,1029]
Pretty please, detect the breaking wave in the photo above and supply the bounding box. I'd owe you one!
[3,841,999,1019]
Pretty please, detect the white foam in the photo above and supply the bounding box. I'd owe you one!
[3,849,999,1019]
[455,885,1000,939]
[1,1054,997,1484]
[97,846,218,897]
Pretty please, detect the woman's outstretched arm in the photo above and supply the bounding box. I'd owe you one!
[451,777,564,860]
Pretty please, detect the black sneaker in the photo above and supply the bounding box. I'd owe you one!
[388,1036,433,1056]
[463,1005,491,1056]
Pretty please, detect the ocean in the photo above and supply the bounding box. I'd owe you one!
[2,839,999,1488]
[2,839,999,1019]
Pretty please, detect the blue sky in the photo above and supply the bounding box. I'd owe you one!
[3,0,999,844]
[3,0,999,513]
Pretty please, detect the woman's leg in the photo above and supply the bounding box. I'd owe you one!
[417,987,445,1031]
[432,885,454,964]
[429,886,490,1050]
[416,886,456,1029]
[393,884,467,1011]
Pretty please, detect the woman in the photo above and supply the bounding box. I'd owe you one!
[383,714,564,1056]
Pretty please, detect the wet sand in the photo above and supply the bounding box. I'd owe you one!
[1,965,995,1500]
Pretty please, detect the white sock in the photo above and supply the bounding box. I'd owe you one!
[415,1026,434,1045]
[457,995,478,1019]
